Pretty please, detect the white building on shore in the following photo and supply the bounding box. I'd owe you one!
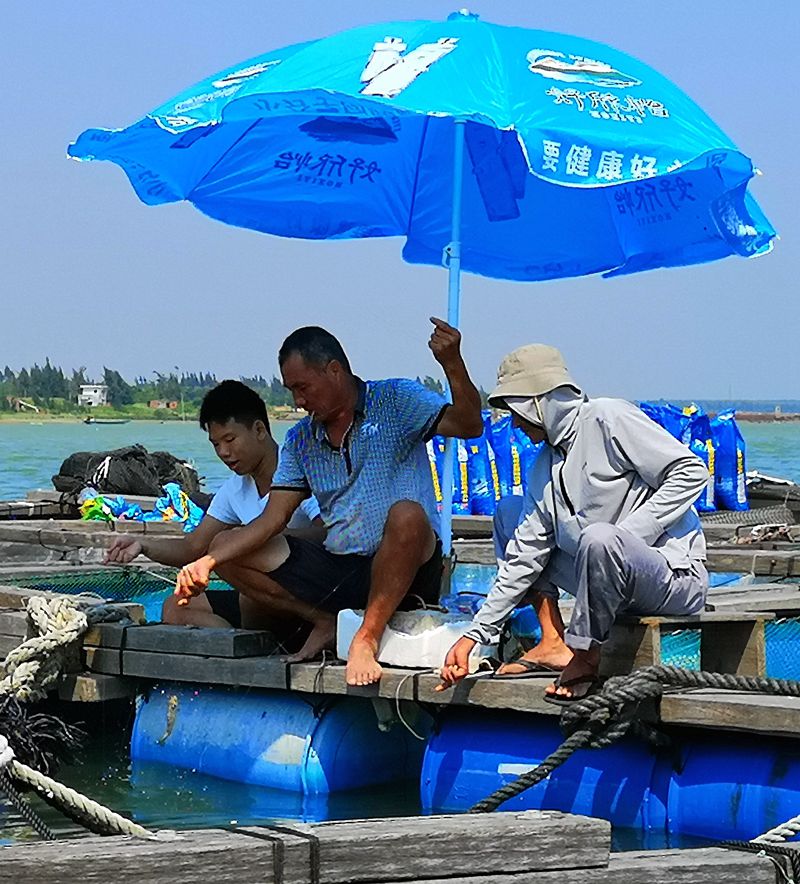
[77,384,108,408]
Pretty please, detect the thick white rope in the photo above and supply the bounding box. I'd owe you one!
[8,757,154,839]
[0,734,14,772]
[0,595,128,702]
[0,595,156,839]
[753,814,800,844]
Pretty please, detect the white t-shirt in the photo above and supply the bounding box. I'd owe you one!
[207,474,321,529]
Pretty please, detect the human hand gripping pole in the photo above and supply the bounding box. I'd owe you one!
[435,635,478,692]
[428,317,483,439]
[428,316,463,371]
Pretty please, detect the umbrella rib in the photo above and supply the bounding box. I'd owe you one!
[187,119,262,199]
[404,115,431,237]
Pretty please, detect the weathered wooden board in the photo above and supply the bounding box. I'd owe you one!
[85,646,289,689]
[453,539,800,576]
[356,848,779,883]
[83,622,279,657]
[0,517,184,537]
[0,608,30,637]
[292,663,569,716]
[661,689,800,736]
[80,645,568,715]
[705,583,800,613]
[58,672,136,702]
[453,539,496,565]
[452,514,494,538]
[0,633,22,658]
[0,811,610,884]
[706,548,800,577]
[0,499,67,519]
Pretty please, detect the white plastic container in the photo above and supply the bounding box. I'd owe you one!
[336,608,495,671]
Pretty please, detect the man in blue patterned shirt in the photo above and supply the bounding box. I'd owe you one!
[174,318,483,685]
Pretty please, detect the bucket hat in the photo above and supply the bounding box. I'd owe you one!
[488,344,577,407]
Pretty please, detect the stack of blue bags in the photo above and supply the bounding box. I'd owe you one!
[427,404,747,516]
[638,402,748,512]
[427,411,544,516]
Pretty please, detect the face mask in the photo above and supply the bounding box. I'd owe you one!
[505,395,545,430]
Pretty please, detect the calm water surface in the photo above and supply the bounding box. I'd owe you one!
[1,418,799,500]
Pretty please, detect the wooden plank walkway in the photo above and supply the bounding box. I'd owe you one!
[452,537,800,576]
[1,556,800,735]
[1,573,800,732]
[0,811,779,884]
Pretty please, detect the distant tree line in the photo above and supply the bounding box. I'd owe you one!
[0,363,486,412]
[0,362,295,411]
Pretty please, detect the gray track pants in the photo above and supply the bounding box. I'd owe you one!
[493,496,708,650]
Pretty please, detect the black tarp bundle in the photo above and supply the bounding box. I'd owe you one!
[52,444,200,497]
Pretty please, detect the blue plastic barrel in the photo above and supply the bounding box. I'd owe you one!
[421,710,800,840]
[132,685,430,793]
[666,734,800,840]
[421,710,668,832]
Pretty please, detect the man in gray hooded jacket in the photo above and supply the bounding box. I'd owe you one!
[437,344,709,703]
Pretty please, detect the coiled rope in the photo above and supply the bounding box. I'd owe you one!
[0,595,155,839]
[0,594,130,703]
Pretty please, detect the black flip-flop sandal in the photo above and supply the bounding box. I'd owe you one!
[492,659,564,680]
[543,673,599,706]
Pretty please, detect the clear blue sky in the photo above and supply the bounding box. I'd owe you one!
[1,1,796,400]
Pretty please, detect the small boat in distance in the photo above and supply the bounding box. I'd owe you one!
[83,417,130,425]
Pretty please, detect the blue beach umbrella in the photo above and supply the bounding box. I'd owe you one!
[69,11,775,552]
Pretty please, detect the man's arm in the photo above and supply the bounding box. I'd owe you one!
[428,317,484,439]
[104,515,228,567]
[175,489,306,597]
[439,493,555,690]
[609,406,710,544]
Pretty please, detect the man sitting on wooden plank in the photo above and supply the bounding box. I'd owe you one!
[173,319,483,686]
[104,380,322,637]
[438,344,710,704]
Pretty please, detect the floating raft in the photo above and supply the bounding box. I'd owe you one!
[0,810,780,884]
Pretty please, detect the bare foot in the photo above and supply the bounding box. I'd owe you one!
[346,634,382,686]
[283,617,336,663]
[545,647,600,699]
[496,640,573,676]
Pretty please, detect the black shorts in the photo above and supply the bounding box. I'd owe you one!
[268,536,443,614]
[206,590,241,628]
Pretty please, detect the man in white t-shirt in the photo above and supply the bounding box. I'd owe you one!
[104,380,322,632]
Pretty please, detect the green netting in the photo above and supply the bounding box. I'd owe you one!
[0,568,230,599]
[766,618,800,680]
[0,568,233,622]
[661,629,700,670]
[661,620,800,679]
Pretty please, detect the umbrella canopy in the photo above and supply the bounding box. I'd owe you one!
[70,11,775,282]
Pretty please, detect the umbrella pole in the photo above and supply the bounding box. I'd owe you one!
[440,119,466,563]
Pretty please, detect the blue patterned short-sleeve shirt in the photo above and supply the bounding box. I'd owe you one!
[273,378,446,556]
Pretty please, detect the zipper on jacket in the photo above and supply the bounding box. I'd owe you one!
[557,448,576,517]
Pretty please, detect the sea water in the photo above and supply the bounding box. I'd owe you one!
[0,418,799,500]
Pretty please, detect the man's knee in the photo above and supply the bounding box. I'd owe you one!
[577,522,621,559]
[210,534,290,575]
[384,500,430,545]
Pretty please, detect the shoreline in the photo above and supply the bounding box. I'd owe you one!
[0,412,306,424]
[1,412,798,424]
